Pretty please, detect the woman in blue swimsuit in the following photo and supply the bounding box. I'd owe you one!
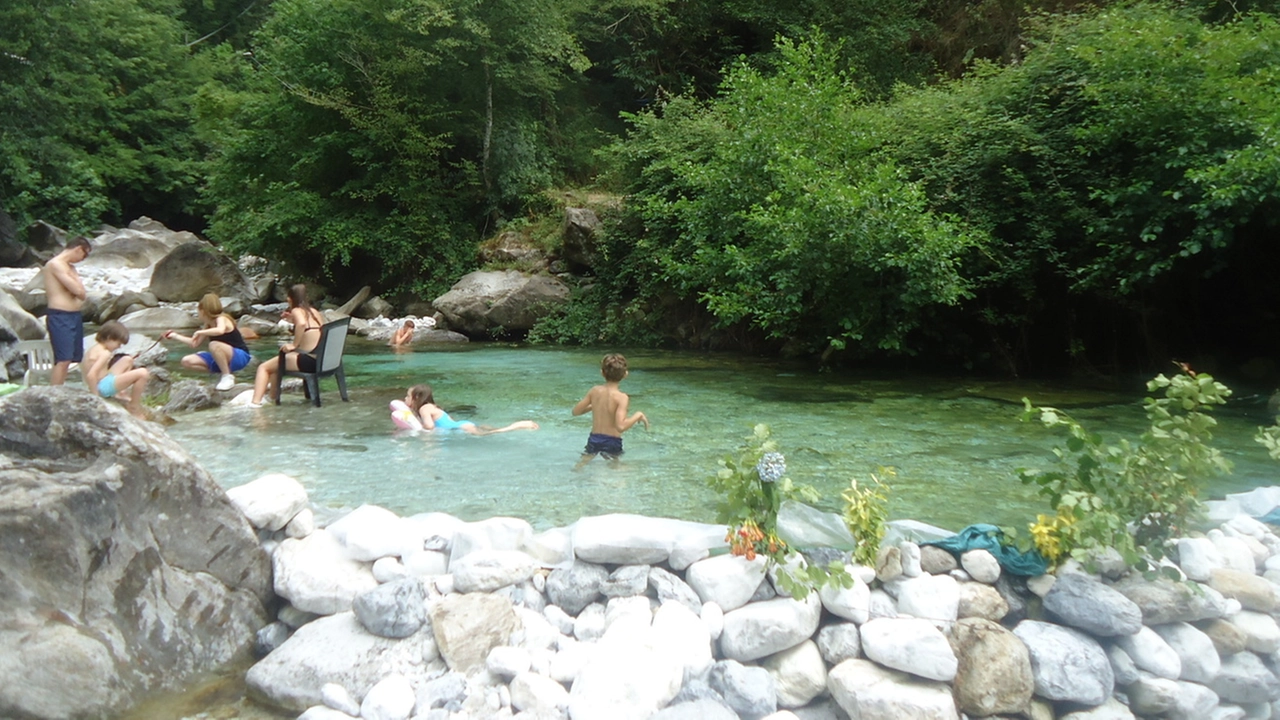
[404,384,538,435]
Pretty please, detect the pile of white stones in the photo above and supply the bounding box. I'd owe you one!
[225,474,1280,720]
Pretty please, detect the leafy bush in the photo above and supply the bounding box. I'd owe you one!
[842,470,892,566]
[1019,370,1233,567]
[605,35,980,358]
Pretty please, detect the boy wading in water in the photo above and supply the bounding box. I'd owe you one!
[573,353,649,466]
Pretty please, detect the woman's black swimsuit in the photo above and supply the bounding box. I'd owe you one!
[292,311,323,372]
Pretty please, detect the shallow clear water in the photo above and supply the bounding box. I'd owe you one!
[165,340,1280,533]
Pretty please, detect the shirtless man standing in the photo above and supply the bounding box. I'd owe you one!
[44,236,92,385]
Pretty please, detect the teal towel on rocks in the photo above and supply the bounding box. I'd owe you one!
[922,523,1049,577]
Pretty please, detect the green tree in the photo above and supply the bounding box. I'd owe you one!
[879,5,1280,370]
[203,0,596,294]
[0,0,211,231]
[600,36,978,356]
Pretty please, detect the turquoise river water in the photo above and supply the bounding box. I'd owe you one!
[166,340,1280,533]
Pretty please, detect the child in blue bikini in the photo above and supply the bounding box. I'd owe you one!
[403,384,538,435]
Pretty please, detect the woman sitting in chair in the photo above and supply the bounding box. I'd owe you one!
[249,284,325,408]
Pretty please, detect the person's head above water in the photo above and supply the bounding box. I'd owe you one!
[407,384,434,413]
[601,353,628,382]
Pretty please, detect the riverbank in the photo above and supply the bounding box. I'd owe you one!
[228,470,1280,720]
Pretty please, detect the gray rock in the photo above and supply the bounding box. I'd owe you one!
[1115,625,1183,679]
[148,241,254,304]
[761,640,827,709]
[1044,572,1144,637]
[1152,622,1221,684]
[0,289,45,340]
[161,379,222,414]
[0,387,272,720]
[601,564,650,598]
[546,560,609,614]
[1013,619,1115,705]
[994,574,1030,624]
[245,612,435,712]
[1059,696,1136,719]
[561,208,602,272]
[255,622,292,656]
[1107,644,1141,686]
[919,546,958,575]
[1210,651,1280,704]
[817,622,861,665]
[711,660,777,720]
[353,578,427,638]
[650,698,740,720]
[1114,574,1231,624]
[826,659,958,720]
[720,595,822,662]
[649,566,703,614]
[417,672,467,710]
[432,270,570,337]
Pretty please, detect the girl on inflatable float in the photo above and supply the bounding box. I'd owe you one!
[391,383,539,435]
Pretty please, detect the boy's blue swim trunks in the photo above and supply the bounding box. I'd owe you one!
[584,432,623,458]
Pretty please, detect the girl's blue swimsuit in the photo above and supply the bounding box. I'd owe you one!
[433,411,474,431]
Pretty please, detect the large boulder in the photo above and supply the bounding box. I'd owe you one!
[245,612,439,712]
[0,387,273,720]
[148,242,254,304]
[0,289,46,340]
[431,270,569,337]
[80,223,193,270]
[561,207,602,272]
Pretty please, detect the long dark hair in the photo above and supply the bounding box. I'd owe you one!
[407,384,434,414]
[287,284,312,311]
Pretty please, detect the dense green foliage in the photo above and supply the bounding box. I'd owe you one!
[6,0,1280,371]
[875,6,1280,369]
[0,0,212,231]
[600,37,978,356]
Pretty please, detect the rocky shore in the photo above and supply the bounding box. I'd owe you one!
[6,387,1280,720]
[231,476,1280,719]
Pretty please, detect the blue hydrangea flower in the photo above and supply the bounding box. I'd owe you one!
[756,452,786,484]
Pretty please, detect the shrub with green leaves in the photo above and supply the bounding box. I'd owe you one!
[1020,370,1233,567]
[842,470,892,566]
[607,35,979,358]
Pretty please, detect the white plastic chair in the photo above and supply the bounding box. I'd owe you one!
[15,339,55,385]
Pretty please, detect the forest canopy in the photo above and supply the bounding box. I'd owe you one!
[3,0,1279,372]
